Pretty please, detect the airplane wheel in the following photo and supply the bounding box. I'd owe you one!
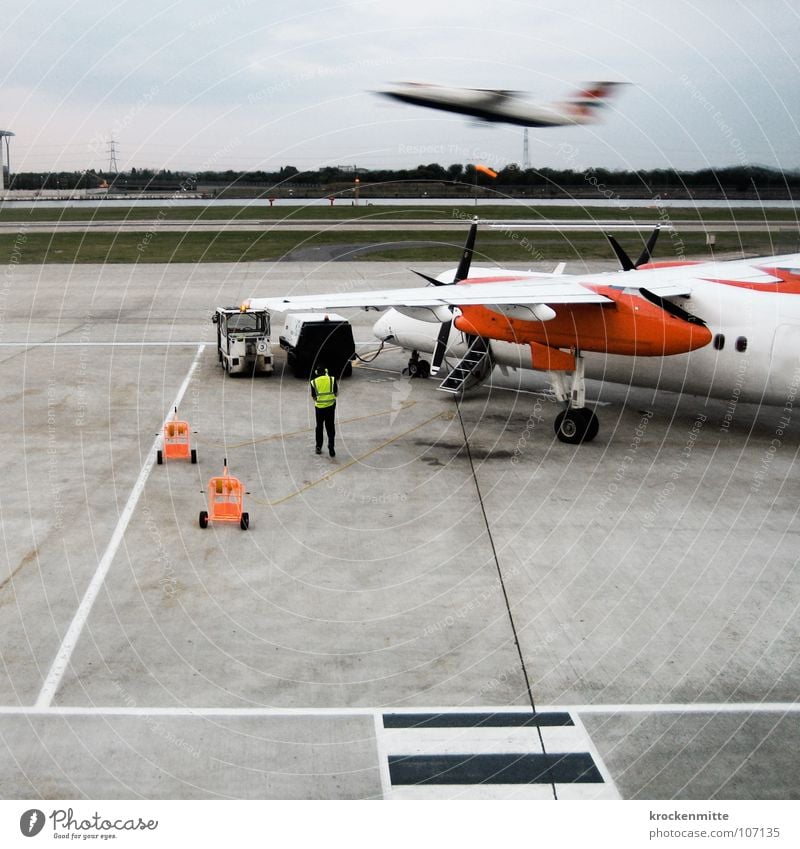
[555,409,599,444]
[407,359,420,377]
[584,410,600,442]
[199,511,209,529]
[417,360,431,379]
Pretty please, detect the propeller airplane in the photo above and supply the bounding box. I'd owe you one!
[242,220,800,445]
[376,80,627,128]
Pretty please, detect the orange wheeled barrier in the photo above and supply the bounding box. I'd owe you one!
[199,459,249,530]
[157,407,197,465]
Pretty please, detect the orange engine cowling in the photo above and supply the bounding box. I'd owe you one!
[455,286,711,357]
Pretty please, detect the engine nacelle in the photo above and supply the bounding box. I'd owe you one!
[394,305,454,323]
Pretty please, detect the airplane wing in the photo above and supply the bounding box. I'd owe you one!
[606,276,695,298]
[474,88,517,105]
[243,276,612,313]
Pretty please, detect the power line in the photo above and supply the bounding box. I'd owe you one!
[107,136,119,174]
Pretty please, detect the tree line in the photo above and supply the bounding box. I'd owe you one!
[8,163,799,195]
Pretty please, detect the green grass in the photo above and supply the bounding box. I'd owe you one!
[0,202,797,225]
[2,228,796,265]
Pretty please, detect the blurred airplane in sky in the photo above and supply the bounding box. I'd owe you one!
[376,80,627,127]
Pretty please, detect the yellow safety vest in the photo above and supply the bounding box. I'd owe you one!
[311,373,336,408]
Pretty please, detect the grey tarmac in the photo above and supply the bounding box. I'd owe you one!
[0,261,797,800]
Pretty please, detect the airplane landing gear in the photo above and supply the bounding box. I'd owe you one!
[555,408,599,444]
[403,350,431,379]
[549,351,599,444]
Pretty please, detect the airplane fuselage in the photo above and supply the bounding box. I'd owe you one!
[381,83,596,127]
[372,258,800,408]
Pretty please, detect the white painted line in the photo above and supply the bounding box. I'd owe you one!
[2,701,798,718]
[382,727,547,756]
[489,223,676,231]
[386,785,557,801]
[372,712,393,800]
[538,725,599,754]
[568,702,800,715]
[554,784,620,801]
[565,712,621,800]
[0,342,205,347]
[34,345,207,709]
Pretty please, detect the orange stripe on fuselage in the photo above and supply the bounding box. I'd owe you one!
[704,266,800,295]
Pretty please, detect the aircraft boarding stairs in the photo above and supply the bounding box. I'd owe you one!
[437,335,492,394]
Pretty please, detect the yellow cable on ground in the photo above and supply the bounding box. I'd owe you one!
[204,400,417,451]
[261,410,448,508]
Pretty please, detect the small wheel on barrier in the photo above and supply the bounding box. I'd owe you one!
[191,449,197,464]
[156,450,163,465]
[240,512,250,530]
[199,511,209,529]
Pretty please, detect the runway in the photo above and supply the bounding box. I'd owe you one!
[0,218,795,234]
[0,261,797,800]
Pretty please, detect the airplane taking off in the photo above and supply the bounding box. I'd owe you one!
[242,221,800,445]
[376,80,627,127]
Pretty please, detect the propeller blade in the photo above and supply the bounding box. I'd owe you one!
[454,218,478,282]
[638,287,707,326]
[430,320,452,375]
[422,219,478,375]
[411,269,447,287]
[605,234,635,271]
[634,226,661,268]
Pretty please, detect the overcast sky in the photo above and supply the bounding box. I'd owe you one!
[2,0,798,174]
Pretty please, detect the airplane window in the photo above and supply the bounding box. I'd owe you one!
[713,334,725,350]
[736,336,748,352]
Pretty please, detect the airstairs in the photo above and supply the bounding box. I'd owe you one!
[437,336,492,394]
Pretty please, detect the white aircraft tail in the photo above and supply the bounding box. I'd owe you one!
[561,81,626,121]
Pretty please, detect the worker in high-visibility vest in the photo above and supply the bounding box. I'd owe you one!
[310,365,338,457]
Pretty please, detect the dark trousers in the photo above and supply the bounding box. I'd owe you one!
[315,404,336,450]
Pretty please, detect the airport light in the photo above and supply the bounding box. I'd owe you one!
[0,130,14,192]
